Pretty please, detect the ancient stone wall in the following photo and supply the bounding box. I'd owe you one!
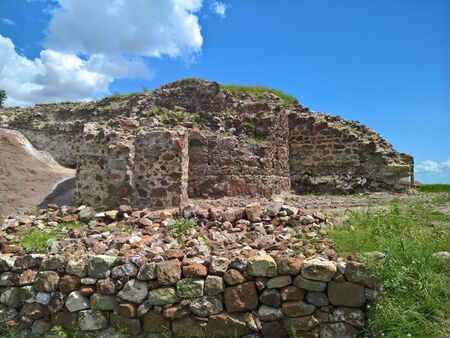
[132,127,189,209]
[188,111,291,199]
[75,123,135,209]
[289,112,413,193]
[0,253,376,337]
[75,124,189,210]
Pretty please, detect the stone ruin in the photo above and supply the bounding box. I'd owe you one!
[0,78,414,210]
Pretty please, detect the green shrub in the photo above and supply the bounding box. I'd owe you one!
[329,200,450,337]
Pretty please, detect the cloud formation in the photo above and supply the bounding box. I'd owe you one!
[416,158,450,174]
[1,0,208,106]
[0,34,148,106]
[211,1,227,18]
[1,18,15,26]
[46,0,203,57]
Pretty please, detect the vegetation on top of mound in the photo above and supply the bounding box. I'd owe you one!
[221,84,298,107]
[329,198,450,338]
[419,184,450,193]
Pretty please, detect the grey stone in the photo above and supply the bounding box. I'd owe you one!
[267,275,292,289]
[90,293,117,310]
[87,255,116,278]
[209,256,230,275]
[118,279,148,304]
[137,262,156,280]
[301,257,336,281]
[0,287,21,308]
[110,262,138,279]
[320,322,360,338]
[189,296,223,317]
[66,259,88,277]
[258,305,285,321]
[35,292,51,305]
[79,310,108,331]
[204,275,225,295]
[66,290,89,312]
[306,291,329,307]
[293,275,326,291]
[328,281,366,307]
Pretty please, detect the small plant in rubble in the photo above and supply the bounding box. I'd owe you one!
[168,217,197,244]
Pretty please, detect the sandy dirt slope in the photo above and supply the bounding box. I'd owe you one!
[0,128,75,216]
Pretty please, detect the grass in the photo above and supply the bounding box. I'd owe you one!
[153,107,203,127]
[167,217,197,245]
[329,199,450,338]
[16,221,84,253]
[221,84,298,108]
[419,184,450,193]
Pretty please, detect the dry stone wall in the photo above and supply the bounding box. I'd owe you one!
[0,253,377,337]
[76,124,189,210]
[289,112,413,194]
[188,111,290,199]
[75,123,135,209]
[132,127,189,209]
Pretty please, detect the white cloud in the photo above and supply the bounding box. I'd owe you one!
[1,18,15,26]
[45,0,203,58]
[1,0,210,106]
[416,158,450,174]
[0,34,149,106]
[211,1,227,18]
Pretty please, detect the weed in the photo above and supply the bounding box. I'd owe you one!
[329,200,450,337]
[221,84,298,107]
[168,217,197,244]
[17,229,59,253]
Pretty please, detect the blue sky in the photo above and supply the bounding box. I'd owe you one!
[0,0,449,183]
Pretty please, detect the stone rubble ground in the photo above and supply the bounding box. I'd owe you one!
[0,202,339,262]
[0,201,382,337]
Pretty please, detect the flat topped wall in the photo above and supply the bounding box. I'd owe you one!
[0,253,377,337]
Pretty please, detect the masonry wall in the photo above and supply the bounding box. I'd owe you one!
[75,124,189,210]
[0,253,377,338]
[188,111,291,199]
[132,127,189,209]
[289,113,413,194]
[75,123,135,209]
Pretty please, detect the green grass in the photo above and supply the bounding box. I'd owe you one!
[329,199,450,337]
[419,184,450,193]
[167,217,197,245]
[16,221,84,253]
[152,107,203,126]
[221,84,298,107]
